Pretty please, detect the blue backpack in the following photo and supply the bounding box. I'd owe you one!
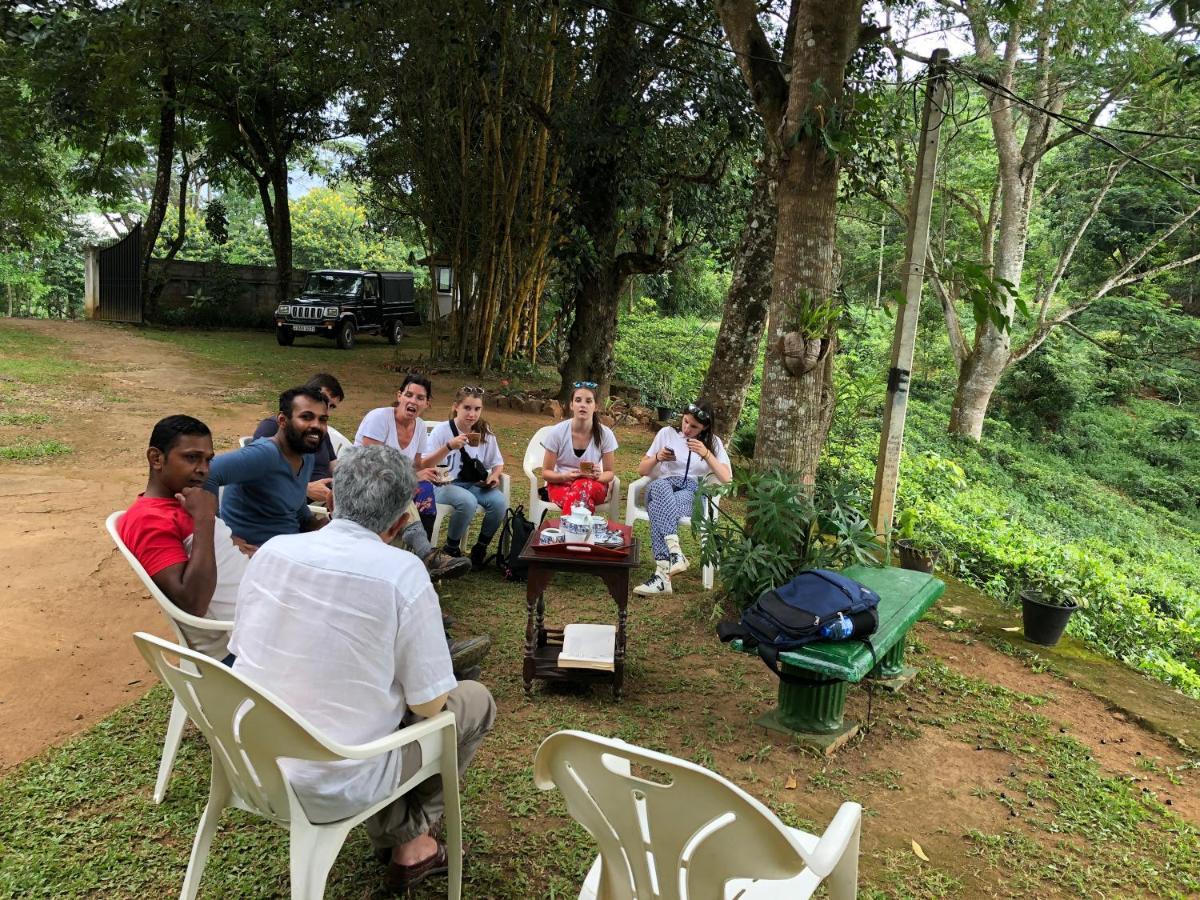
[717,569,880,679]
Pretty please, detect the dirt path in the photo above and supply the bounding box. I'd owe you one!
[0,320,259,770]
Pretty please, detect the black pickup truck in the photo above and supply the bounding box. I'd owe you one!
[274,269,422,350]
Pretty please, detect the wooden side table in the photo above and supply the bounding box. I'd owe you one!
[518,531,641,700]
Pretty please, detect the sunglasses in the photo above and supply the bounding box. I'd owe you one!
[460,385,485,396]
[685,403,712,424]
[573,381,598,390]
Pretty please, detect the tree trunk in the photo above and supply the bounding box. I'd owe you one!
[560,264,622,404]
[268,159,293,306]
[140,68,176,320]
[752,0,861,482]
[698,155,776,446]
[556,0,639,404]
[947,335,1009,439]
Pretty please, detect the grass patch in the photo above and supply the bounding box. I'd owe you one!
[0,439,72,461]
[0,323,84,385]
[3,576,1197,897]
[0,412,51,426]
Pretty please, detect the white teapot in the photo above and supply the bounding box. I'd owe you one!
[562,501,593,544]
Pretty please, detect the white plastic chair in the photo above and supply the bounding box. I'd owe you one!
[326,425,351,456]
[624,474,721,590]
[534,730,861,900]
[522,425,622,523]
[425,423,512,546]
[132,631,463,900]
[106,511,234,804]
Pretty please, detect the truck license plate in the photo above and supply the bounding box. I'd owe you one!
[292,325,316,332]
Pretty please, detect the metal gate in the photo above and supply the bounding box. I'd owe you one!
[98,223,142,323]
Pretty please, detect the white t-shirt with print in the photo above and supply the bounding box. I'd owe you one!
[644,427,730,482]
[540,418,618,471]
[427,419,504,481]
[354,408,429,460]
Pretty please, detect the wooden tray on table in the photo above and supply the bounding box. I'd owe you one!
[529,519,634,561]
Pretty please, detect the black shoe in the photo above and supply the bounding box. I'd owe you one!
[449,635,491,677]
[442,544,463,558]
[470,543,488,570]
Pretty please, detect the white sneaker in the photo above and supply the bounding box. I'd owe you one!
[665,535,689,575]
[634,571,673,595]
[668,551,689,576]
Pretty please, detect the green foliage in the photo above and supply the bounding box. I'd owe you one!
[613,301,716,406]
[204,199,229,245]
[643,249,731,319]
[783,288,840,338]
[822,389,1200,696]
[696,470,880,609]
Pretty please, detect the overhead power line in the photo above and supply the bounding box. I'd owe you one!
[947,61,1200,198]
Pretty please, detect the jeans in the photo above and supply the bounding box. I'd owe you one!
[435,482,507,546]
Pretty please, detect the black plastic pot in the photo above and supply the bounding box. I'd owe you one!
[656,405,673,420]
[896,539,938,573]
[1020,590,1078,646]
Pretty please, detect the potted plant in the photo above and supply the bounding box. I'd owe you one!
[1019,569,1083,647]
[650,372,678,421]
[893,508,941,573]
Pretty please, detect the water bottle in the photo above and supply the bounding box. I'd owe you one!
[819,613,854,641]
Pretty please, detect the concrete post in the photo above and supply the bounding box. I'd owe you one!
[83,245,100,319]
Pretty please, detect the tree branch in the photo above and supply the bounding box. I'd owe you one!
[714,0,788,141]
[1033,157,1132,324]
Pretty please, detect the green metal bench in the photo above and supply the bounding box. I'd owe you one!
[734,565,945,754]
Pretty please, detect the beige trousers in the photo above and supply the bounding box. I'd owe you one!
[365,680,497,848]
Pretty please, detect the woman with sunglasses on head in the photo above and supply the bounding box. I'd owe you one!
[353,373,471,581]
[427,386,508,569]
[539,381,618,513]
[633,400,732,596]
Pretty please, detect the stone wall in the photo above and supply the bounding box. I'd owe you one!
[146,258,307,326]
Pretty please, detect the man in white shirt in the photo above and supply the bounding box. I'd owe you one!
[229,444,496,892]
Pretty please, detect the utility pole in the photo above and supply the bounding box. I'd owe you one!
[870,49,950,538]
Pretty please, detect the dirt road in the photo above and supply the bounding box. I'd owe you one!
[0,320,260,770]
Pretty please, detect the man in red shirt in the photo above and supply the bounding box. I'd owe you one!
[118,415,249,662]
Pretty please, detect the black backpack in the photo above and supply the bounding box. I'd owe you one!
[717,569,881,679]
[496,505,537,581]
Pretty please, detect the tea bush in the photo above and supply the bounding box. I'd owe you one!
[823,395,1200,697]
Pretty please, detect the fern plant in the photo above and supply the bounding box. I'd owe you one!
[694,469,880,610]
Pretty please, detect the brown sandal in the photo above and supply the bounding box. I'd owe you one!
[384,840,451,893]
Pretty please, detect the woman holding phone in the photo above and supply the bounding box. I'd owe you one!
[633,400,732,595]
[427,386,508,568]
[539,381,618,513]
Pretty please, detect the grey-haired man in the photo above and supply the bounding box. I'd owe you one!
[229,445,496,892]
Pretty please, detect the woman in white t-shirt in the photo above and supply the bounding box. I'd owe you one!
[427,386,508,568]
[539,381,618,512]
[633,400,732,596]
[353,373,471,581]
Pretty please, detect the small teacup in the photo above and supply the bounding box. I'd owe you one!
[579,461,596,476]
[467,432,481,447]
[589,515,607,542]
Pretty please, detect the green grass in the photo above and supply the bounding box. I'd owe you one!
[0,412,51,426]
[3,587,1197,898]
[0,323,85,385]
[0,439,72,460]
